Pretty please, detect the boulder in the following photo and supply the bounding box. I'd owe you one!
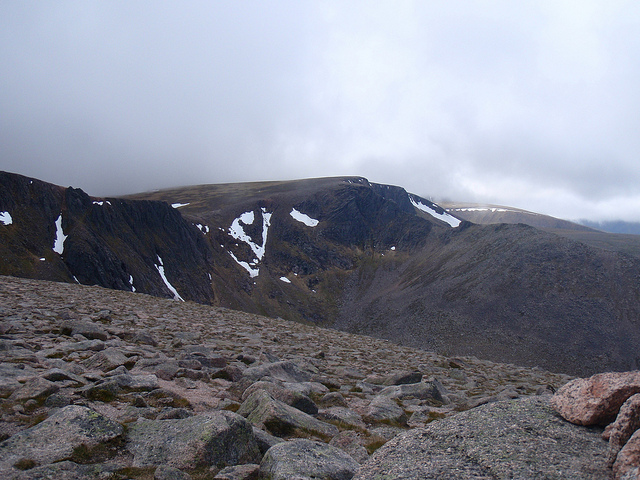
[0,405,123,475]
[10,460,119,480]
[363,395,407,425]
[353,397,610,479]
[329,431,370,464]
[377,381,445,403]
[242,381,318,415]
[606,393,640,465]
[237,390,338,440]
[243,361,312,383]
[614,429,640,480]
[252,427,285,455]
[127,410,260,470]
[8,377,59,403]
[551,371,640,425]
[83,347,129,372]
[154,465,193,480]
[383,371,423,386]
[60,319,108,341]
[260,439,359,480]
[213,463,260,479]
[317,407,366,430]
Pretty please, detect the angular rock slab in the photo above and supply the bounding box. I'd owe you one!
[614,428,640,480]
[0,405,123,475]
[260,439,359,480]
[238,390,338,440]
[551,371,640,425]
[354,397,610,480]
[127,410,260,470]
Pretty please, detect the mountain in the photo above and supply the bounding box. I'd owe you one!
[440,201,596,232]
[443,201,640,259]
[2,170,640,376]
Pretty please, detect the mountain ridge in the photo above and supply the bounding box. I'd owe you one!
[2,170,640,376]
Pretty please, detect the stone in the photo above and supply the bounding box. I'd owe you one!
[8,377,59,403]
[551,371,640,425]
[243,361,312,383]
[320,391,348,407]
[127,410,261,470]
[329,431,370,464]
[242,381,318,415]
[614,429,640,480]
[260,439,359,480]
[83,347,129,372]
[237,390,338,440]
[377,381,446,403]
[363,395,408,426]
[41,367,86,385]
[383,371,423,386]
[154,465,193,480]
[607,393,640,465]
[317,407,366,430]
[252,427,285,454]
[214,463,260,480]
[60,319,108,341]
[10,460,119,480]
[354,397,610,479]
[0,405,123,475]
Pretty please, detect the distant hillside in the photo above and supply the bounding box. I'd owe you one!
[3,171,640,376]
[442,201,640,259]
[440,202,595,232]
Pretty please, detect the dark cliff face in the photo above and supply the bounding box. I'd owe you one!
[4,171,640,376]
[0,172,215,304]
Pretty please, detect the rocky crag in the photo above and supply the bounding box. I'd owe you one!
[0,275,625,479]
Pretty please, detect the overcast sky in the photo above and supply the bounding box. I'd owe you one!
[2,1,640,222]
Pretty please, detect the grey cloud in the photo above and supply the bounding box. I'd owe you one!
[1,1,640,221]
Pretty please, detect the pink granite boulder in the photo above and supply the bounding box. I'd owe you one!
[551,371,640,426]
[614,429,640,480]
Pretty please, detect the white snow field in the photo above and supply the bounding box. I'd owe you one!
[290,208,319,227]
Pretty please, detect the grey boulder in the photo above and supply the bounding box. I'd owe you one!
[127,410,260,470]
[354,397,610,479]
[260,439,359,480]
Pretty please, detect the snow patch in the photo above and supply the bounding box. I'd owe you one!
[154,255,184,301]
[0,211,13,225]
[290,208,319,227]
[228,251,259,278]
[280,276,291,283]
[227,208,272,277]
[53,214,67,254]
[92,200,111,206]
[449,207,509,213]
[196,223,210,234]
[171,202,190,209]
[409,196,461,228]
[0,211,12,225]
[129,275,136,292]
[390,246,396,251]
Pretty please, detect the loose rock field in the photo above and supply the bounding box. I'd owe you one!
[0,275,575,479]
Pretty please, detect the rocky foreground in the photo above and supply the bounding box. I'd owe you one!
[0,275,622,479]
